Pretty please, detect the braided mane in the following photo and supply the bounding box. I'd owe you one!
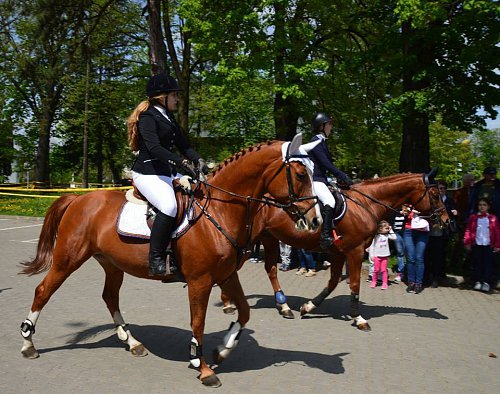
[209,140,278,177]
[358,173,415,185]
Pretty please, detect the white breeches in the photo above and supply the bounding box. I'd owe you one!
[313,181,336,208]
[131,171,177,216]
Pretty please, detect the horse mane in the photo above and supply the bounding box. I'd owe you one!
[209,140,279,178]
[357,172,414,186]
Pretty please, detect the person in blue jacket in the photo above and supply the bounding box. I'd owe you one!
[127,73,208,276]
[308,113,353,249]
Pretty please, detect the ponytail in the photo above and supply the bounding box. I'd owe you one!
[127,100,150,152]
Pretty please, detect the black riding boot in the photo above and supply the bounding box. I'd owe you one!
[148,212,176,276]
[320,205,335,249]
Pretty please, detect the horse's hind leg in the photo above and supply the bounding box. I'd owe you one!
[98,259,148,357]
[21,246,91,359]
[214,271,249,365]
[261,234,294,319]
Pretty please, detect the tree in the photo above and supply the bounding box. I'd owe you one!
[0,0,117,186]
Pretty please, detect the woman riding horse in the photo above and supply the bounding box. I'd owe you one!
[128,73,208,276]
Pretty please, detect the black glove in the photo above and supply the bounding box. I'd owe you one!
[339,176,353,189]
[181,159,196,178]
[198,158,209,175]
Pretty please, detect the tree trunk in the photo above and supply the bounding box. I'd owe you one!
[34,115,51,187]
[399,21,432,173]
[147,0,167,74]
[272,1,298,140]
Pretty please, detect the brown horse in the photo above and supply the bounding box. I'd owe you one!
[18,137,321,387]
[221,171,449,328]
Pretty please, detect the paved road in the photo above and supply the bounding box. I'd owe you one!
[0,215,499,393]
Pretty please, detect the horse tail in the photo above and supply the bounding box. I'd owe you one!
[19,194,79,276]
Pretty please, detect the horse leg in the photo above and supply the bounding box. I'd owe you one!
[20,245,92,359]
[213,271,249,365]
[261,234,294,319]
[187,277,221,387]
[346,247,371,331]
[300,251,343,317]
[220,288,236,315]
[98,259,148,357]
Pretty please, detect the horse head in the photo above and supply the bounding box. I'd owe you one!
[262,133,321,232]
[413,168,450,228]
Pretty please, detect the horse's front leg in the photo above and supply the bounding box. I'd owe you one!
[98,260,148,356]
[346,247,371,331]
[261,234,294,319]
[214,271,249,365]
[300,250,343,316]
[188,276,221,387]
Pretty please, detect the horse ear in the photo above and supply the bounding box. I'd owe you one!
[289,133,303,154]
[424,167,439,184]
[300,139,321,153]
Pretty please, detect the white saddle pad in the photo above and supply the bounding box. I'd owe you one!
[116,201,189,239]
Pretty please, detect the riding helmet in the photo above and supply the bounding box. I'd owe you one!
[146,73,183,97]
[311,112,332,132]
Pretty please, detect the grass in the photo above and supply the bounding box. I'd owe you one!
[0,195,58,217]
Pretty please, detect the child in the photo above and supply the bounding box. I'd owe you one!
[368,220,397,290]
[464,198,500,292]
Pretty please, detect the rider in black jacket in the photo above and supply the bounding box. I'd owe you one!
[308,113,353,249]
[127,74,208,276]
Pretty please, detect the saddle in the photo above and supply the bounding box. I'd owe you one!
[327,186,348,224]
[116,179,201,240]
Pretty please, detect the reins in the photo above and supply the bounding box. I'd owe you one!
[187,147,317,263]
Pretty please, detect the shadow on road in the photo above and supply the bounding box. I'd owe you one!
[37,324,347,376]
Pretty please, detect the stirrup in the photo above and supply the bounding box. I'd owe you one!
[332,229,343,245]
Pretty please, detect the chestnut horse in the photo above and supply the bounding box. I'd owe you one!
[18,137,320,387]
[221,171,449,328]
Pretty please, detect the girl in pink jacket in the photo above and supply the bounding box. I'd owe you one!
[464,198,500,292]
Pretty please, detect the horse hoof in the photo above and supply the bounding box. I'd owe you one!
[280,309,295,319]
[222,305,236,315]
[21,346,39,359]
[130,344,149,357]
[201,374,222,388]
[357,322,371,331]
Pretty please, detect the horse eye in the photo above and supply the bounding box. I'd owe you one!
[295,172,307,181]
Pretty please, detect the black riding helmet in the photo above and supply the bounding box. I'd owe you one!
[146,73,183,97]
[311,112,332,132]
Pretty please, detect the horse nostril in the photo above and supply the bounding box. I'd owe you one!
[312,217,319,229]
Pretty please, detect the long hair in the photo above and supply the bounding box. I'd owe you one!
[127,95,166,152]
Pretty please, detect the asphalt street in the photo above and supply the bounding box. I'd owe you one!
[0,215,499,393]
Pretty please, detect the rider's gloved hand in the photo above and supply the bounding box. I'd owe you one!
[339,176,353,189]
[181,159,196,178]
[179,175,193,192]
[198,158,209,175]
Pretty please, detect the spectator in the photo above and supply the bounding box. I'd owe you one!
[464,198,500,292]
[279,241,292,271]
[468,166,500,217]
[404,207,430,294]
[368,220,397,290]
[453,173,476,228]
[248,241,262,263]
[425,180,458,288]
[296,249,317,277]
[389,203,412,283]
[452,173,476,273]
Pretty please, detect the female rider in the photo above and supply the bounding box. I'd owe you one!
[127,73,208,276]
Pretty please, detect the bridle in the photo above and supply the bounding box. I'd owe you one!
[346,173,447,227]
[187,144,318,261]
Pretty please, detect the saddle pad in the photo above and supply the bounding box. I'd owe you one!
[116,202,189,240]
[333,192,347,222]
